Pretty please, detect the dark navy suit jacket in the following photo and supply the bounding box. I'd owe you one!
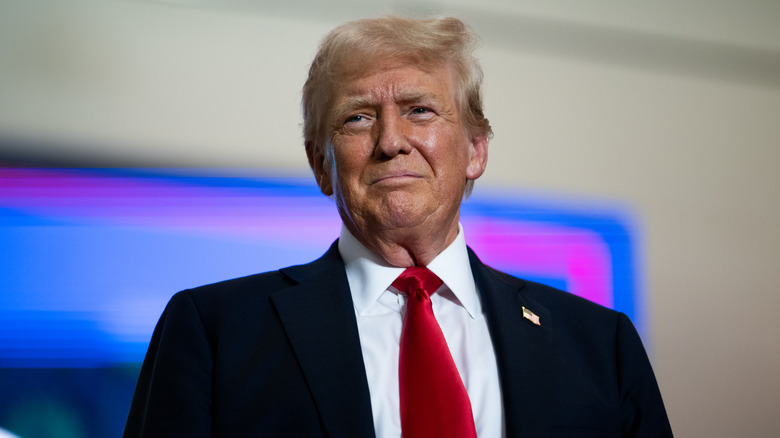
[124,242,673,437]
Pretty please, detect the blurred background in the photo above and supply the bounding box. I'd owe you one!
[1,0,779,437]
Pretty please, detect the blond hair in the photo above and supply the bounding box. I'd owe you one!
[302,16,492,159]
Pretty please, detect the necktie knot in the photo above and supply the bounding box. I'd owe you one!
[391,267,443,300]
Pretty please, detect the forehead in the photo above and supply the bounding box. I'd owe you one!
[333,59,457,106]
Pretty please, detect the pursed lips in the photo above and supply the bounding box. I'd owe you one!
[370,170,422,185]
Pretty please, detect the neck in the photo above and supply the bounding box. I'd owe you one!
[346,220,460,267]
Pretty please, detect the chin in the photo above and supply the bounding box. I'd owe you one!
[376,202,433,230]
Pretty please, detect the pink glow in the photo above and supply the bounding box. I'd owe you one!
[0,168,341,245]
[2,169,614,306]
[464,218,613,307]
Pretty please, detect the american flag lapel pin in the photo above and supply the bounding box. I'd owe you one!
[522,306,541,326]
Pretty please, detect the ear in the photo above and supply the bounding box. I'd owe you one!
[306,140,334,196]
[465,133,489,181]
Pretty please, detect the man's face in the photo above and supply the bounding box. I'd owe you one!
[309,59,488,243]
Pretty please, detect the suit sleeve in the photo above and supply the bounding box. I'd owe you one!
[616,312,674,437]
[123,291,214,438]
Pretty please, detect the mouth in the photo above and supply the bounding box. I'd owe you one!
[371,171,421,185]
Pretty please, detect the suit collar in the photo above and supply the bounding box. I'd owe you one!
[273,242,376,438]
[469,248,555,438]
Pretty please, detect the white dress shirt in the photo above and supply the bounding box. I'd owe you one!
[338,224,504,437]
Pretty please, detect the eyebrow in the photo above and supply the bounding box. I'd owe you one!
[330,90,444,122]
[330,97,376,122]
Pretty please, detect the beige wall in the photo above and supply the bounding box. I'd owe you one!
[2,0,779,436]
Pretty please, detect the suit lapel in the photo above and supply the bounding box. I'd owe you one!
[469,249,555,438]
[271,243,375,438]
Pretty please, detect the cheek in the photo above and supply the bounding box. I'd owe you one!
[427,132,471,172]
[331,142,368,188]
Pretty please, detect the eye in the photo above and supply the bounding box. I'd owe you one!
[340,113,373,133]
[407,106,435,121]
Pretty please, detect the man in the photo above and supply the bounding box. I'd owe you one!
[124,16,673,437]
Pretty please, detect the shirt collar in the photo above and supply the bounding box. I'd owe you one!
[338,223,481,319]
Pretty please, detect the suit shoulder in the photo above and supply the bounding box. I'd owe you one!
[185,269,293,299]
[169,244,343,319]
[527,279,615,317]
[157,270,291,326]
[180,242,342,303]
[483,264,619,322]
[470,249,616,319]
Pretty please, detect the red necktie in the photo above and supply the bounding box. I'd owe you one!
[393,267,478,438]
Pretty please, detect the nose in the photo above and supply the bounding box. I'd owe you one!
[374,111,412,159]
